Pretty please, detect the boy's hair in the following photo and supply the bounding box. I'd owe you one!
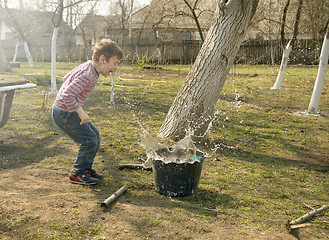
[92,39,123,62]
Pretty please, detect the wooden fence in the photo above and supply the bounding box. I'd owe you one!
[2,38,322,65]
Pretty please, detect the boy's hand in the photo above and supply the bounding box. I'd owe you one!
[76,107,90,125]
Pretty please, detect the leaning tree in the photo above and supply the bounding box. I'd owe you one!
[271,0,303,89]
[157,0,259,141]
[307,21,329,115]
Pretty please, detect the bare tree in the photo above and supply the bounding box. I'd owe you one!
[303,0,329,61]
[49,0,85,94]
[271,0,303,89]
[3,2,35,67]
[49,0,64,94]
[179,0,215,43]
[158,0,259,141]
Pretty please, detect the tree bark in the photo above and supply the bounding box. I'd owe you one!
[308,23,329,114]
[158,0,259,140]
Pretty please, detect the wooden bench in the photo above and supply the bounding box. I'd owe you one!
[0,77,37,128]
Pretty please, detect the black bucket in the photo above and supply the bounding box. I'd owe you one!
[152,158,203,197]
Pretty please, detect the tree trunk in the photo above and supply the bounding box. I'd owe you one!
[158,0,259,140]
[13,40,20,62]
[23,41,35,67]
[0,2,11,72]
[49,27,59,94]
[0,39,11,72]
[271,0,303,89]
[307,25,329,114]
[272,42,292,89]
[49,0,64,94]
[3,3,35,67]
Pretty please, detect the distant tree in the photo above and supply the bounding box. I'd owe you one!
[0,1,11,72]
[158,0,259,141]
[271,0,303,89]
[179,0,215,43]
[307,22,329,115]
[162,0,215,43]
[49,0,85,94]
[3,3,35,67]
[49,0,64,94]
[303,0,329,60]
[253,0,282,65]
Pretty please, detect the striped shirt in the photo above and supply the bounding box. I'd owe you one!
[53,60,99,112]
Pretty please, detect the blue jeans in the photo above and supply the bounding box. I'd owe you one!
[52,106,100,171]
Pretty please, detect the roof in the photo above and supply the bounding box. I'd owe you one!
[2,8,73,40]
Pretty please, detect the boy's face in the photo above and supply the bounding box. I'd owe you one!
[98,55,121,77]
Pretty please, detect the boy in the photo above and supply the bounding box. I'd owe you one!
[52,39,122,185]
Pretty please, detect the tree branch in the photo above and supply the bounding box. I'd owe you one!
[289,0,303,46]
[280,0,290,48]
[287,205,329,230]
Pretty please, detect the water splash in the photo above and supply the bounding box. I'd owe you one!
[140,131,201,167]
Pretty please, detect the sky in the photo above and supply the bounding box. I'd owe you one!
[5,0,152,20]
[6,0,152,9]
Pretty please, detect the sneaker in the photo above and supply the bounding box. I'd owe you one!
[86,169,104,179]
[69,170,98,185]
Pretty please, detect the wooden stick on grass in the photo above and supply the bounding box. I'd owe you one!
[287,205,329,230]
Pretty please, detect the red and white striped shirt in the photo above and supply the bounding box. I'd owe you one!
[53,60,99,112]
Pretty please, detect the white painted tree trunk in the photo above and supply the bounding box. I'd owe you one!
[49,27,59,94]
[271,42,292,89]
[307,29,329,115]
[23,41,35,67]
[158,0,259,140]
[0,3,11,72]
[13,40,19,62]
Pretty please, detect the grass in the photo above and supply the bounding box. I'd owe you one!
[0,62,328,240]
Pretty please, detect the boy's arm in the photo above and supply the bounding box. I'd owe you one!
[76,107,90,125]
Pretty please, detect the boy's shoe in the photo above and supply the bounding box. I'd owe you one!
[69,170,98,185]
[86,169,104,179]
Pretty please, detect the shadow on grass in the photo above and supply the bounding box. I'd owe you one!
[0,134,70,170]
[218,147,329,172]
[96,164,236,219]
[98,187,236,219]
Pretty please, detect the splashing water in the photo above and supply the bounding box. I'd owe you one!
[140,131,201,167]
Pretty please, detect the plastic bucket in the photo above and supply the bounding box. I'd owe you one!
[152,158,203,197]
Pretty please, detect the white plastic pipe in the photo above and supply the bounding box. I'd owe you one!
[111,72,115,105]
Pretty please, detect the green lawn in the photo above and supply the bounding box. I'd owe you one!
[0,62,328,240]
